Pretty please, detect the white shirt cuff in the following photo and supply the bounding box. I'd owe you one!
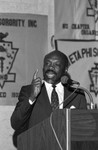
[29,99,35,105]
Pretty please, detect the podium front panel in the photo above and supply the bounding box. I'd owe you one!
[17,109,98,150]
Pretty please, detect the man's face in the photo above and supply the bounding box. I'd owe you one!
[43,53,66,84]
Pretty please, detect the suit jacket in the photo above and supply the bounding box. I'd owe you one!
[11,83,87,147]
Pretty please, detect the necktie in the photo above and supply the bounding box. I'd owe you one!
[51,85,59,110]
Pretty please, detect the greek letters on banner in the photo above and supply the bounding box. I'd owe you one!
[56,39,98,106]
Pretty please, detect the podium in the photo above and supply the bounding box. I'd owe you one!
[17,109,98,150]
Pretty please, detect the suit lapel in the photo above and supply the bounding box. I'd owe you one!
[63,86,74,108]
[38,84,52,115]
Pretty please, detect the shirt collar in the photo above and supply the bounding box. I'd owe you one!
[44,80,63,89]
[44,80,52,89]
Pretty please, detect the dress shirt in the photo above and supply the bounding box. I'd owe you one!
[44,81,64,109]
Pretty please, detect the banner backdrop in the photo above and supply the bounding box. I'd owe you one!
[56,39,98,106]
[55,0,98,107]
[55,0,98,39]
[0,13,47,105]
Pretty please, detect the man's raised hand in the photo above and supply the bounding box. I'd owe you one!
[31,69,42,99]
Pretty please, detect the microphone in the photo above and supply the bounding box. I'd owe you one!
[61,75,80,85]
[61,74,94,109]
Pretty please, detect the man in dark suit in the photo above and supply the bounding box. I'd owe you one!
[10,50,87,148]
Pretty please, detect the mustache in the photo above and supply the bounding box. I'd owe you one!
[45,69,56,75]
